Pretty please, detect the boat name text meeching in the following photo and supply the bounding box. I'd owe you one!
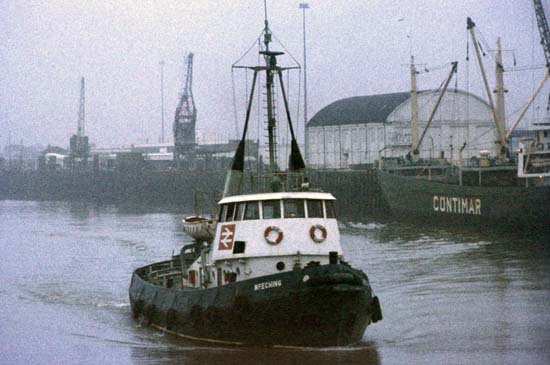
[433,196,481,215]
[254,280,282,291]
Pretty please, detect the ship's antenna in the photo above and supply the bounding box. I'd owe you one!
[263,0,271,52]
[264,0,268,25]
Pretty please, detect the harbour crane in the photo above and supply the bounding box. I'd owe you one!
[173,53,197,168]
[506,0,550,138]
[69,77,89,167]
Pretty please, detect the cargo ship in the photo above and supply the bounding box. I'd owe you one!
[378,12,550,234]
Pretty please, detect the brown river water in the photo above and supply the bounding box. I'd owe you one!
[0,200,548,364]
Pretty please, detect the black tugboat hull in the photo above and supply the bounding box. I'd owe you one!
[129,263,380,347]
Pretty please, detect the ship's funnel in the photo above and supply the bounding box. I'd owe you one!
[222,139,245,197]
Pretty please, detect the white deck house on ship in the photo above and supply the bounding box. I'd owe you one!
[306,89,496,169]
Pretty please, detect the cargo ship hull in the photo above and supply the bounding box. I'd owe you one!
[378,170,550,232]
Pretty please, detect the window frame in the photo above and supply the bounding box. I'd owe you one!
[261,199,282,220]
[243,201,260,220]
[283,199,306,219]
[306,199,324,218]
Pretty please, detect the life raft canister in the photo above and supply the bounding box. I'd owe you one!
[309,224,327,243]
[264,226,283,245]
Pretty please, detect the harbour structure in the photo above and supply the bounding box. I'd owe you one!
[129,9,381,347]
[173,53,197,168]
[67,77,90,169]
[305,88,497,169]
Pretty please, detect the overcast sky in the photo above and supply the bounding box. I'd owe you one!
[1,0,547,149]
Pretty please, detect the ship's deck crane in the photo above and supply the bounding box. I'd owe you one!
[467,17,508,160]
[173,53,197,168]
[69,77,89,167]
[409,60,458,161]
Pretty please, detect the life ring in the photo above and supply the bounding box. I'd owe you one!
[264,226,283,245]
[309,224,327,243]
[536,142,544,150]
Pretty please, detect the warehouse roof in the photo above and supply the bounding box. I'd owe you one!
[307,92,411,127]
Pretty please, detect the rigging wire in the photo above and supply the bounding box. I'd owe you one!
[504,64,546,72]
[271,33,302,67]
[466,27,470,137]
[231,69,240,139]
[296,68,302,141]
[232,30,265,68]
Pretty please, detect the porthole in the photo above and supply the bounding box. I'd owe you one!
[276,261,285,271]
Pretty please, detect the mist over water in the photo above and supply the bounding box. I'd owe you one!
[0,200,548,364]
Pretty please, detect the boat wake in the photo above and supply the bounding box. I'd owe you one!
[24,283,129,311]
[344,222,386,231]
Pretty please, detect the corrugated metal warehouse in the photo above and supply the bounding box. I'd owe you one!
[306,89,496,169]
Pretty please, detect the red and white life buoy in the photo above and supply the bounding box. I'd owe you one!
[264,226,283,245]
[309,224,327,243]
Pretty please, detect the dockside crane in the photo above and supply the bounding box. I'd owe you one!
[68,77,90,168]
[173,53,197,168]
[506,0,550,138]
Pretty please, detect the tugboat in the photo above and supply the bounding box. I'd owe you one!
[129,13,382,347]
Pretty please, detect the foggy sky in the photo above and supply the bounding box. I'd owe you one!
[1,0,546,150]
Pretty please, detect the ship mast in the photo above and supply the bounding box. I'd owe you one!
[467,17,507,160]
[410,56,420,160]
[494,38,506,151]
[262,14,279,173]
[223,5,305,197]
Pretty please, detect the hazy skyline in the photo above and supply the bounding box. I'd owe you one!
[1,0,547,150]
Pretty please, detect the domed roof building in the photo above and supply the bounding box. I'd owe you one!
[306,89,496,169]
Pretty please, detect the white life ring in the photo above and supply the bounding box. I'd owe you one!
[264,226,283,245]
[309,224,327,243]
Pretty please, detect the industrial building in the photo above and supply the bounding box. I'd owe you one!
[306,89,497,169]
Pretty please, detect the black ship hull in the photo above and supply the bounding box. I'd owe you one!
[378,170,550,232]
[129,262,381,347]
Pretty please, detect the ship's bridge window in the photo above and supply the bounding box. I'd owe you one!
[325,200,336,219]
[243,201,260,220]
[225,203,236,221]
[262,200,281,219]
[235,202,246,221]
[284,199,305,218]
[307,199,324,218]
[219,205,228,222]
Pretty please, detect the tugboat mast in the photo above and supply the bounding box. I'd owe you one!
[262,13,279,173]
[223,5,305,197]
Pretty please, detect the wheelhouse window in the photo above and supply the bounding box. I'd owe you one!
[243,201,260,220]
[307,199,324,218]
[219,205,228,222]
[262,200,281,219]
[325,200,336,218]
[284,199,305,218]
[235,202,246,221]
[225,203,236,221]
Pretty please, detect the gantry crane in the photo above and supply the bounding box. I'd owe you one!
[506,1,550,137]
[173,53,197,168]
[69,77,89,167]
